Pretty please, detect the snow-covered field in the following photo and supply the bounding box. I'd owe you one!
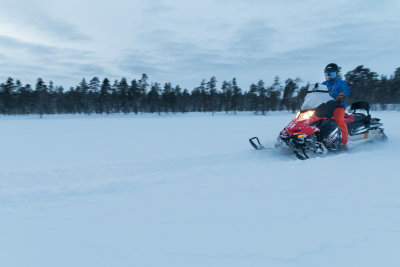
[1,111,399,267]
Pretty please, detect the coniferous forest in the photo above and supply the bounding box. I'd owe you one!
[0,65,399,115]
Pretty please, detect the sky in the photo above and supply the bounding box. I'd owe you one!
[0,0,399,90]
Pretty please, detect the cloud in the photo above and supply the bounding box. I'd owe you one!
[226,21,277,61]
[28,14,90,42]
[116,19,291,88]
[77,64,106,75]
[0,34,58,59]
[142,0,175,14]
[0,60,105,88]
[118,20,276,71]
[0,61,52,86]
[119,41,228,74]
[0,34,102,87]
[119,56,164,75]
[0,34,94,62]
[319,21,400,52]
[0,0,90,42]
[1,0,400,90]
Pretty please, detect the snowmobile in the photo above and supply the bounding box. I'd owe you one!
[249,83,387,160]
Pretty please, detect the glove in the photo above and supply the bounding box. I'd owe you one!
[336,93,346,104]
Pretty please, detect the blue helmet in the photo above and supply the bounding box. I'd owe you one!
[324,63,339,81]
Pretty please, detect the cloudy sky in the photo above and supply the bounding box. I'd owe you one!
[0,0,399,90]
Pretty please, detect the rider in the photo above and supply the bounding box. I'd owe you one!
[322,63,351,148]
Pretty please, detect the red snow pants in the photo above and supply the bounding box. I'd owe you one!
[333,107,348,146]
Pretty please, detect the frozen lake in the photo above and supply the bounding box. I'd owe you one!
[1,111,399,267]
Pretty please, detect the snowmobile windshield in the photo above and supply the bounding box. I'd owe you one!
[301,84,332,111]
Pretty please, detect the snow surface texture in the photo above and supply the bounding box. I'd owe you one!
[1,112,399,267]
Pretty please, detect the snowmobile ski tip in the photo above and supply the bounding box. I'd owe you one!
[249,137,264,150]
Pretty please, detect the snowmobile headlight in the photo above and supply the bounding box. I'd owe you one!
[299,110,315,120]
[297,134,305,139]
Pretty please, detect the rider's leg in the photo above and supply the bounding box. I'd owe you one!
[333,107,348,146]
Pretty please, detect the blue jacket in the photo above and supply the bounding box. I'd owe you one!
[322,77,351,108]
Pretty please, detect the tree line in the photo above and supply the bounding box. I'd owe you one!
[0,65,399,115]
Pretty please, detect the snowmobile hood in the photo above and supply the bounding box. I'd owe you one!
[301,83,332,111]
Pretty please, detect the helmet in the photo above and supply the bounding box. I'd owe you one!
[324,63,339,81]
[324,63,339,73]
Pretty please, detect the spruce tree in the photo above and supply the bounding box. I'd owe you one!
[207,76,218,114]
[89,77,100,93]
[99,78,111,114]
[147,83,161,114]
[221,80,232,113]
[130,79,141,114]
[198,79,207,112]
[161,82,173,113]
[391,68,400,104]
[231,78,242,114]
[35,78,47,117]
[271,76,282,111]
[3,77,16,113]
[178,87,190,113]
[282,78,298,112]
[345,65,378,103]
[118,78,129,114]
[247,83,258,113]
[256,80,267,115]
[138,74,149,113]
[191,86,202,112]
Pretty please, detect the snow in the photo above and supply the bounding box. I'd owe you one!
[1,111,400,267]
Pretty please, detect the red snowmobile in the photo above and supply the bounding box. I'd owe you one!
[249,84,387,160]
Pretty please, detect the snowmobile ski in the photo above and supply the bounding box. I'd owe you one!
[249,137,264,150]
[293,148,309,160]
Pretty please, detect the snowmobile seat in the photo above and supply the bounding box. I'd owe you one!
[350,101,370,116]
[350,101,371,125]
[346,101,371,132]
[346,113,370,135]
[353,113,369,124]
